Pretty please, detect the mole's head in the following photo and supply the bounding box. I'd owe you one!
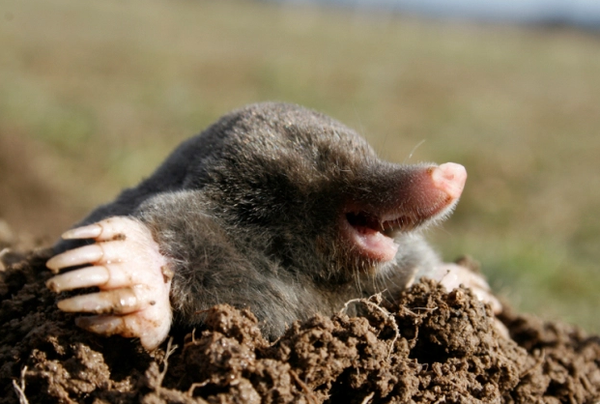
[204,103,466,282]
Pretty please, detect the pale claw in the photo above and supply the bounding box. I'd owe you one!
[61,223,103,240]
[76,312,172,350]
[46,216,173,350]
[57,287,141,314]
[47,266,110,292]
[47,244,105,273]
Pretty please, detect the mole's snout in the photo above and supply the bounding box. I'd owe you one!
[340,162,467,265]
[431,163,467,201]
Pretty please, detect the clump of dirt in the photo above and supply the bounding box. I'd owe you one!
[2,243,600,403]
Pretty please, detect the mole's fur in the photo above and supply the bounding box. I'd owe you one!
[54,102,464,340]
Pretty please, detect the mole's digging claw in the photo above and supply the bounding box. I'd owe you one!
[75,315,125,335]
[46,266,110,292]
[61,217,138,242]
[61,223,103,240]
[46,244,105,273]
[75,312,172,350]
[57,287,142,314]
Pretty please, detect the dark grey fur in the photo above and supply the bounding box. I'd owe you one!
[56,102,444,339]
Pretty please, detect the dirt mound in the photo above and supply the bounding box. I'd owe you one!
[1,247,600,403]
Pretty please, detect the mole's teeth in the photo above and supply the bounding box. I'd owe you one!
[46,266,110,292]
[62,224,103,240]
[57,288,141,315]
[382,227,396,238]
[46,244,105,272]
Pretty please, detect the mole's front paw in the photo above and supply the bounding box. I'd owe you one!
[46,217,173,350]
[434,263,502,314]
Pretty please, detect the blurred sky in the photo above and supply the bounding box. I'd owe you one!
[271,0,600,27]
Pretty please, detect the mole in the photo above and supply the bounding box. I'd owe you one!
[46,102,499,350]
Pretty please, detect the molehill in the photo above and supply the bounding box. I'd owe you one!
[1,238,600,403]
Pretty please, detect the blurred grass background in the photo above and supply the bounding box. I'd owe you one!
[1,0,599,332]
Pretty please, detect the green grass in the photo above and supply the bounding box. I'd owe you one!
[1,0,600,332]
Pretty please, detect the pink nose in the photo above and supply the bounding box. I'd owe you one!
[430,162,467,200]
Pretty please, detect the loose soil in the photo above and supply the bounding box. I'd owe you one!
[1,238,600,403]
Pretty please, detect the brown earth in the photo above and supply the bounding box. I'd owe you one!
[1,234,600,403]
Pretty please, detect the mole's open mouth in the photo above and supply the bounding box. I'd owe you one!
[342,211,403,262]
[345,212,409,238]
